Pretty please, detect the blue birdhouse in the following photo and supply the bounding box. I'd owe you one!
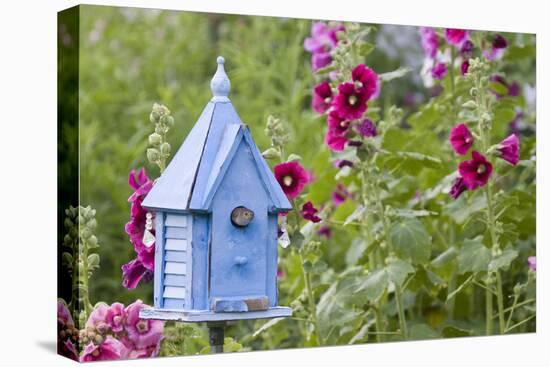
[139,57,293,323]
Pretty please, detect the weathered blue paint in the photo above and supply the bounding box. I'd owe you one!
[140,56,292,323]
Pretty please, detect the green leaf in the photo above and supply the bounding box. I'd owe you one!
[385,260,415,287]
[346,238,367,266]
[443,194,487,224]
[431,247,458,268]
[391,218,432,264]
[393,209,438,218]
[409,323,439,340]
[358,269,389,301]
[343,205,366,225]
[315,64,337,74]
[253,317,285,338]
[379,67,411,82]
[393,151,442,169]
[358,42,375,56]
[442,325,472,338]
[457,236,490,274]
[489,248,518,272]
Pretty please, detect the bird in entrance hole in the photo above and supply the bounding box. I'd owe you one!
[231,206,255,227]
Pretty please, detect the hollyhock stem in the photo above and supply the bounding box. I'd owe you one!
[485,281,493,335]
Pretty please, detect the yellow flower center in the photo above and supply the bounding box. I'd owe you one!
[349,95,357,105]
[283,175,293,186]
[477,165,486,174]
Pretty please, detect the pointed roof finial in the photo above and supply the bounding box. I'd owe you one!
[210,56,231,102]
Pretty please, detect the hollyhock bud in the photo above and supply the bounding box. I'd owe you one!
[458,151,493,189]
[449,176,468,199]
[274,161,311,199]
[460,40,474,58]
[355,118,377,138]
[492,34,508,49]
[449,123,474,155]
[312,81,333,114]
[332,183,351,206]
[300,201,322,223]
[496,134,520,165]
[461,60,470,75]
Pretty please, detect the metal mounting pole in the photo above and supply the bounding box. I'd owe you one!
[207,322,226,354]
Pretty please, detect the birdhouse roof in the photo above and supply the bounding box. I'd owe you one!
[142,57,292,213]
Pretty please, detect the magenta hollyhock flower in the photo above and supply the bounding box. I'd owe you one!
[355,118,377,138]
[334,159,354,168]
[81,337,128,362]
[124,300,164,349]
[449,176,468,199]
[460,40,474,58]
[449,123,474,155]
[317,225,332,238]
[126,168,155,272]
[460,60,470,75]
[489,75,520,98]
[458,151,493,190]
[325,111,350,152]
[445,28,468,46]
[496,134,520,165]
[312,81,333,114]
[332,82,369,120]
[492,34,508,49]
[86,304,110,334]
[431,62,448,80]
[301,201,322,223]
[528,256,536,272]
[332,183,351,206]
[105,302,126,333]
[351,64,379,100]
[274,161,311,199]
[419,27,438,59]
[121,258,152,290]
[312,52,332,71]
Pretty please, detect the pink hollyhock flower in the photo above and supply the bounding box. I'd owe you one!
[126,168,155,272]
[86,304,110,334]
[274,161,311,199]
[58,300,74,329]
[445,28,468,46]
[312,81,333,114]
[355,118,377,138]
[304,22,345,71]
[124,300,164,349]
[528,256,536,272]
[59,339,79,361]
[419,27,439,59]
[351,64,379,100]
[458,151,493,190]
[81,337,128,362]
[332,82,369,120]
[106,302,126,333]
[449,123,474,155]
[301,201,322,223]
[460,60,470,75]
[317,225,332,238]
[496,134,520,165]
[431,62,448,80]
[332,183,351,206]
[460,40,474,58]
[449,176,468,199]
[122,258,152,290]
[126,343,163,359]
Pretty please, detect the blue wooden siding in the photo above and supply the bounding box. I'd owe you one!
[209,139,269,301]
[266,214,278,307]
[161,213,192,310]
[191,215,209,310]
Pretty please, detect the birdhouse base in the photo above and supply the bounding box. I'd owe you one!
[139,306,292,322]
